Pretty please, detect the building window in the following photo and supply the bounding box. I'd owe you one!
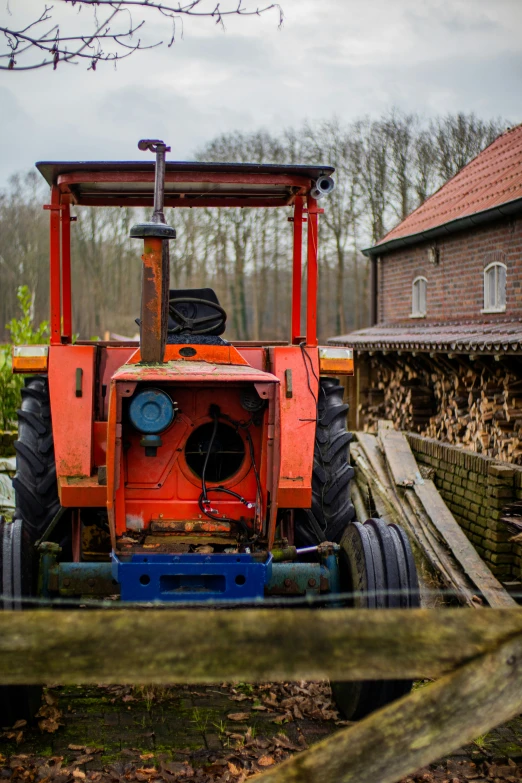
[411,276,427,317]
[483,262,506,313]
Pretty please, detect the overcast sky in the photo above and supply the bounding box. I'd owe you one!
[1,0,521,186]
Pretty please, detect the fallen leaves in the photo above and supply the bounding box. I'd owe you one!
[37,689,63,733]
[1,729,24,745]
[2,682,521,783]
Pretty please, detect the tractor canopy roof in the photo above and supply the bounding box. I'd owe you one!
[36,160,335,208]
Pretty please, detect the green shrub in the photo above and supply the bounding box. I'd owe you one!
[0,286,49,431]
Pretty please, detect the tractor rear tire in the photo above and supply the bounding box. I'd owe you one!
[330,518,420,720]
[0,375,56,726]
[12,375,59,553]
[295,377,355,547]
[0,517,43,725]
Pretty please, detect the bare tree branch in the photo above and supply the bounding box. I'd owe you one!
[0,0,284,71]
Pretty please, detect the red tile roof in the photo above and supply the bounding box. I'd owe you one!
[328,320,522,354]
[374,123,522,249]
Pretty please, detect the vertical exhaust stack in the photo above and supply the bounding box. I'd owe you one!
[130,140,176,363]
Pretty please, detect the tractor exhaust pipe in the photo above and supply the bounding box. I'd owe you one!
[130,140,176,364]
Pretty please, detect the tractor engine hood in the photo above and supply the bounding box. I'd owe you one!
[104,349,279,549]
[112,359,279,388]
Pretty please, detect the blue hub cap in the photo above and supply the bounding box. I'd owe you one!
[129,388,175,434]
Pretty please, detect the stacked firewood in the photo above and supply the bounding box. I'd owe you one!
[360,355,522,464]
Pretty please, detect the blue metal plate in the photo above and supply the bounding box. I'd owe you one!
[112,552,270,603]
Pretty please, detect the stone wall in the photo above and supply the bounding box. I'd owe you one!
[407,433,522,580]
[0,431,16,457]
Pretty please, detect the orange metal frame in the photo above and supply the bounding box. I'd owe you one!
[42,166,333,547]
[48,174,320,348]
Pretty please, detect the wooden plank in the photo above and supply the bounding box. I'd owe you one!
[379,427,423,487]
[356,433,393,492]
[403,488,479,607]
[0,609,522,684]
[350,479,370,523]
[352,433,486,606]
[414,480,517,608]
[351,446,399,524]
[256,631,522,783]
[372,425,515,608]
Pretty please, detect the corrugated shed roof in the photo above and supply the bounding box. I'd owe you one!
[373,123,522,249]
[328,321,522,354]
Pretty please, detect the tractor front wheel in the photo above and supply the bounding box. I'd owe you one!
[330,518,420,720]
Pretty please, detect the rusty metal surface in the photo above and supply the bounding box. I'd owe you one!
[128,343,250,367]
[37,160,334,187]
[265,562,327,596]
[58,476,107,507]
[329,320,522,353]
[139,236,167,363]
[150,519,233,534]
[112,360,280,383]
[49,562,118,597]
[372,125,522,248]
[49,345,96,478]
[270,346,318,508]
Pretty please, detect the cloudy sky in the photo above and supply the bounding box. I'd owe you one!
[0,0,521,186]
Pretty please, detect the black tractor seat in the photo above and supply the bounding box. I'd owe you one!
[167,288,229,345]
[136,288,229,345]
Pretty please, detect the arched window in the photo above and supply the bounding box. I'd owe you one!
[483,262,506,313]
[411,276,427,317]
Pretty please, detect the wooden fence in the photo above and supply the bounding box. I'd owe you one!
[1,607,521,783]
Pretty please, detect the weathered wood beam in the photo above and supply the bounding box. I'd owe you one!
[414,480,516,608]
[350,479,370,523]
[375,427,516,607]
[255,631,522,783]
[0,609,522,684]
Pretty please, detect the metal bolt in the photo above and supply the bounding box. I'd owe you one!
[284,578,292,587]
[87,578,95,587]
[308,578,317,587]
[63,578,70,587]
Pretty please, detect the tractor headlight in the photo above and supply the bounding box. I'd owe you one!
[129,388,176,434]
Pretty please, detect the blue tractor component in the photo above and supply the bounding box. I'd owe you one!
[112,552,273,602]
[128,388,176,434]
[39,545,341,603]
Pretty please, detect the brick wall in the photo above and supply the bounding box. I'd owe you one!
[407,433,522,580]
[378,216,522,323]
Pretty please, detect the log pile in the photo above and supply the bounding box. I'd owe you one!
[360,354,522,464]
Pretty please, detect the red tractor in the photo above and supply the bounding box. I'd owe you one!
[3,140,419,722]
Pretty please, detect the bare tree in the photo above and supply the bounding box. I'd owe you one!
[430,113,505,182]
[303,119,361,334]
[412,128,438,205]
[353,118,390,245]
[1,0,283,71]
[383,109,418,222]
[0,112,507,343]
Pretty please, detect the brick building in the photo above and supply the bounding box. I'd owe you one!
[331,123,522,462]
[329,124,522,578]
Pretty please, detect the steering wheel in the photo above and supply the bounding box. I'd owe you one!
[168,297,227,336]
